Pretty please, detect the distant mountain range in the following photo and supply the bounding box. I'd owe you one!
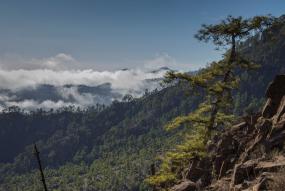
[1,15,285,191]
[0,67,173,110]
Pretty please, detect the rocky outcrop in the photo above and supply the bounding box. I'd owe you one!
[170,75,285,191]
[170,181,197,191]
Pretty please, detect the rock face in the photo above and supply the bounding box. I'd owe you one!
[171,75,285,191]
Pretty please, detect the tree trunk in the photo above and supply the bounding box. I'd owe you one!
[205,35,236,143]
[34,144,48,191]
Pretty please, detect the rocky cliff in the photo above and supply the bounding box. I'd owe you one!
[171,75,285,191]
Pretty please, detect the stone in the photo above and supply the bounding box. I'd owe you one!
[265,75,285,100]
[184,157,212,186]
[231,122,247,132]
[231,159,261,185]
[273,95,285,123]
[262,98,276,118]
[262,75,285,118]
[266,127,285,149]
[255,155,285,171]
[170,180,197,191]
[170,76,285,191]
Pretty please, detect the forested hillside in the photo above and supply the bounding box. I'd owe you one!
[1,15,285,191]
[234,15,285,115]
[0,85,200,190]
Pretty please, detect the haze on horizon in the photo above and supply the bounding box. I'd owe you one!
[0,0,284,110]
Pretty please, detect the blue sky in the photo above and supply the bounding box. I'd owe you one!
[0,0,284,70]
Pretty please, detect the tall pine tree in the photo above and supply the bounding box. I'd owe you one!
[146,15,276,190]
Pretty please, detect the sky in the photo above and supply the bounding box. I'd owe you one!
[0,0,284,71]
[0,0,284,110]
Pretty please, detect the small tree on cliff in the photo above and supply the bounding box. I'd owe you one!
[166,15,275,142]
[146,15,275,189]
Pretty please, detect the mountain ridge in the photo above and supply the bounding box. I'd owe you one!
[0,15,285,191]
[168,75,285,191]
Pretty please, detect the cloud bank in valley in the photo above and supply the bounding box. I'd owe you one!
[0,53,178,111]
[0,68,165,90]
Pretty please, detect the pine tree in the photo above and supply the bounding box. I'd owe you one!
[146,15,276,190]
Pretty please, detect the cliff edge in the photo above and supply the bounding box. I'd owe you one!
[171,75,285,191]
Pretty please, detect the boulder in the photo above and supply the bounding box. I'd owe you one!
[170,75,285,191]
[265,75,285,100]
[266,120,285,149]
[231,159,260,186]
[184,157,212,187]
[262,98,276,118]
[255,155,285,172]
[262,75,285,118]
[273,95,285,124]
[170,180,197,191]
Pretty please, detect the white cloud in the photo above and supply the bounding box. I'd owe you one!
[0,68,166,90]
[0,53,187,110]
[57,86,108,106]
[0,53,78,70]
[29,53,77,70]
[0,67,166,110]
[0,64,168,110]
[5,99,80,111]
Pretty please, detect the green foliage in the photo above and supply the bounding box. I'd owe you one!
[165,15,276,138]
[0,84,199,191]
[147,15,276,190]
[0,14,285,191]
[165,102,211,131]
[145,133,206,189]
[195,15,276,47]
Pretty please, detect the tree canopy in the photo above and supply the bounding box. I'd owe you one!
[146,15,276,190]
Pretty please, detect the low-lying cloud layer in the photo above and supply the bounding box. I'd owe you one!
[0,68,166,90]
[0,53,176,111]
